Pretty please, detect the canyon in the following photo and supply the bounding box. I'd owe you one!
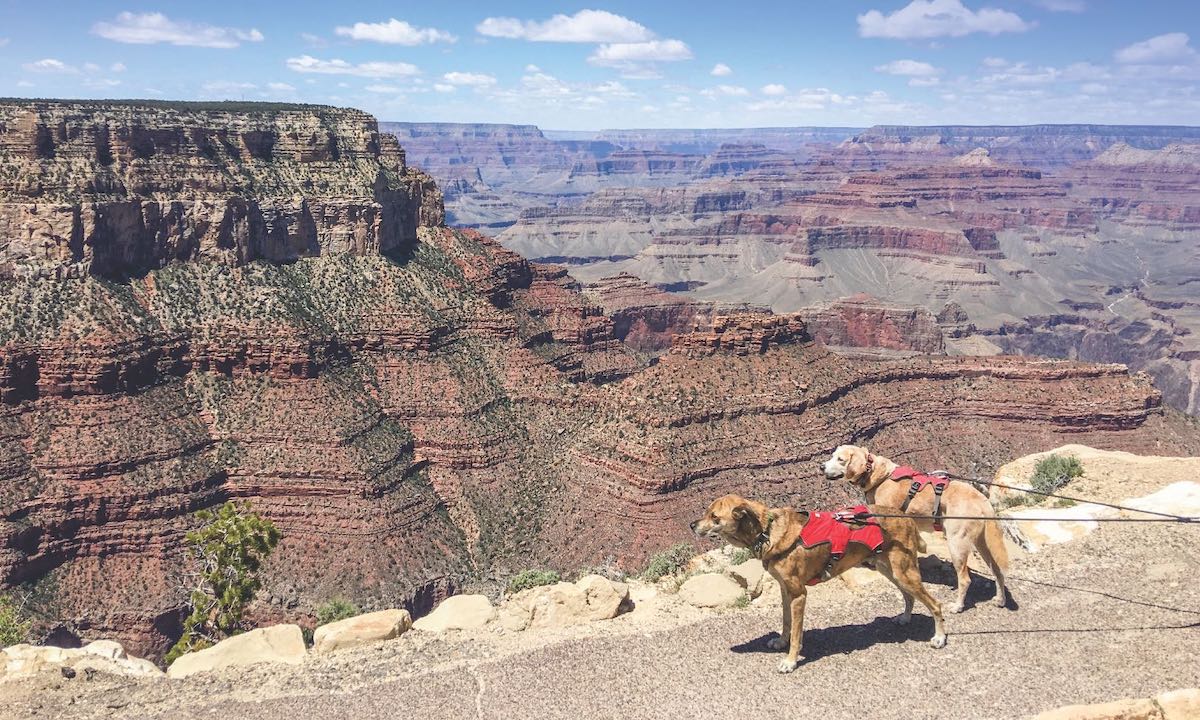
[389,122,1200,415]
[2,102,1200,661]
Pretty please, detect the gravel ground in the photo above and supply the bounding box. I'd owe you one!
[8,514,1198,720]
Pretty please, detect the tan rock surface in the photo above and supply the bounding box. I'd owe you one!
[412,595,496,632]
[166,625,307,679]
[312,610,412,655]
[678,573,745,608]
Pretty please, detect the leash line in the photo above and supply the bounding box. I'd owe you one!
[936,472,1191,522]
[863,512,1198,523]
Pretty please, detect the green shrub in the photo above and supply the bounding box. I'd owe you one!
[1031,454,1084,495]
[729,548,753,566]
[316,598,361,627]
[0,594,31,648]
[165,502,280,665]
[640,543,696,582]
[506,570,561,594]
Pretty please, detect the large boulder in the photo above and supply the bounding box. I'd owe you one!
[1031,697,1161,720]
[166,624,307,679]
[678,573,746,608]
[1157,689,1200,720]
[727,559,765,598]
[500,575,630,631]
[412,595,496,632]
[1,641,162,682]
[312,609,412,655]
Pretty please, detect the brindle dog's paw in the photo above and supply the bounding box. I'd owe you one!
[929,634,947,649]
[777,659,799,674]
[947,601,965,614]
[767,636,788,651]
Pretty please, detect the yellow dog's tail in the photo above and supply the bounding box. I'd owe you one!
[982,513,1010,572]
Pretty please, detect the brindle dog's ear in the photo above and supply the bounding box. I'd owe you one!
[732,504,749,519]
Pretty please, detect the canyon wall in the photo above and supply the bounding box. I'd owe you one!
[3,106,1199,660]
[0,100,443,279]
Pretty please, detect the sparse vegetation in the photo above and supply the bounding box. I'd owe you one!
[729,548,753,566]
[315,598,361,627]
[0,594,31,648]
[1031,454,1084,495]
[507,570,561,594]
[640,543,696,582]
[165,502,281,665]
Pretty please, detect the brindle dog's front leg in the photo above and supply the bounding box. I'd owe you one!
[778,589,807,673]
[768,581,791,651]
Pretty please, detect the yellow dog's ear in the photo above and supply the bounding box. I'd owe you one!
[847,447,869,479]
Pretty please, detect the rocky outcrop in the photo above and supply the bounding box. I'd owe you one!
[312,609,412,654]
[798,294,944,355]
[412,595,496,632]
[4,107,1200,663]
[166,624,307,678]
[499,575,630,631]
[0,100,444,279]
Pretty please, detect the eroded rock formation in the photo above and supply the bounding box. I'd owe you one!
[2,105,1199,661]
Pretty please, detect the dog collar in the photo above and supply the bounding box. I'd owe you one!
[861,453,875,486]
[752,512,775,559]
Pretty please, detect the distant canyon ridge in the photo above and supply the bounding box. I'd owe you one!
[385,121,1200,416]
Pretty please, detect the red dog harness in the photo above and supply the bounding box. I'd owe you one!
[799,505,885,585]
[891,466,951,531]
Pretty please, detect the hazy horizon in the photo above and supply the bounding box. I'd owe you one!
[1,2,1198,129]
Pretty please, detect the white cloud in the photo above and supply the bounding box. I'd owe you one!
[16,80,34,88]
[22,58,78,74]
[300,32,327,47]
[92,12,263,48]
[982,56,1009,68]
[83,63,101,74]
[1033,0,1084,11]
[1115,33,1196,65]
[524,64,541,72]
[364,84,403,94]
[442,71,497,87]
[858,0,1032,39]
[702,84,750,97]
[267,82,296,92]
[761,83,788,96]
[476,10,654,43]
[588,39,693,66]
[285,55,420,78]
[334,18,456,45]
[908,77,941,87]
[0,38,9,48]
[874,59,942,76]
[433,83,456,93]
[110,62,127,73]
[711,63,732,77]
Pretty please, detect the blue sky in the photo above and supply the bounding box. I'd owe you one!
[1,1,1197,128]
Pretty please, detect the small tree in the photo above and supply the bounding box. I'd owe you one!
[0,594,31,648]
[165,502,280,664]
[1031,454,1084,495]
